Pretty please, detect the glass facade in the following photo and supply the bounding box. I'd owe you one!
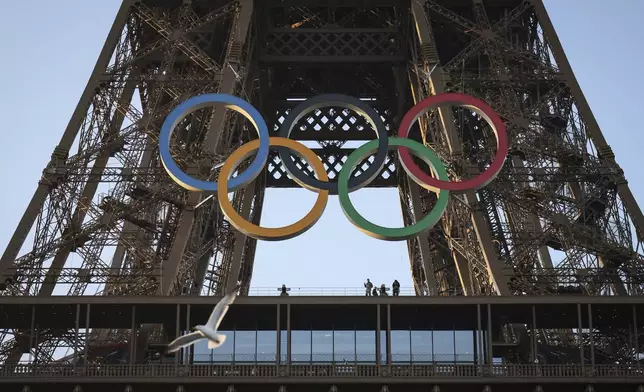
[192,329,477,364]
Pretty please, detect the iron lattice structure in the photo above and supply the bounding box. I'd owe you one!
[0,0,643,367]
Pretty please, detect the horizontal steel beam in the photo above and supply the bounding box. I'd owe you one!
[2,295,644,306]
[260,55,406,63]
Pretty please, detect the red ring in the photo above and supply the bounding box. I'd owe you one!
[397,92,508,193]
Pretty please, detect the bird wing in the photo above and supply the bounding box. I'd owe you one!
[206,284,240,330]
[166,331,205,354]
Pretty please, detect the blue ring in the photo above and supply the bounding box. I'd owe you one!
[158,93,270,193]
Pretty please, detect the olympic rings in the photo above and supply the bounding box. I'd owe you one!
[338,137,450,241]
[397,92,508,193]
[160,92,508,242]
[277,94,388,195]
[159,93,270,193]
[218,137,330,241]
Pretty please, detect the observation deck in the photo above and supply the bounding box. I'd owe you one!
[1,295,644,392]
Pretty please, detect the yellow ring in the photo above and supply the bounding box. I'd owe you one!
[217,137,330,241]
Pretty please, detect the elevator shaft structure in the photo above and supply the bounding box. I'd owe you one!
[0,0,643,366]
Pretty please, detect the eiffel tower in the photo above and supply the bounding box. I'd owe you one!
[0,0,643,367]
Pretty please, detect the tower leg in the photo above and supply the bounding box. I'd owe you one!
[410,1,511,295]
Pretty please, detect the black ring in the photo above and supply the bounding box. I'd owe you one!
[277,94,389,195]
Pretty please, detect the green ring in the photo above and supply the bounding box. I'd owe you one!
[337,137,450,241]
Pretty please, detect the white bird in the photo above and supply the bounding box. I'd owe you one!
[166,285,240,354]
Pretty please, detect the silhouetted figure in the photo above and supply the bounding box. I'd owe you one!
[379,284,389,296]
[279,284,291,296]
[392,280,400,296]
[364,279,373,296]
[372,287,379,296]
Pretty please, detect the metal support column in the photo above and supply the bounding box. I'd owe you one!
[286,304,291,367]
[276,304,281,365]
[376,305,381,366]
[386,304,392,366]
[588,304,595,369]
[83,304,90,362]
[186,304,191,365]
[531,305,538,363]
[577,303,585,370]
[74,304,80,370]
[175,304,181,368]
[130,305,136,367]
[28,306,36,364]
[486,304,493,370]
[477,304,483,366]
[635,305,640,370]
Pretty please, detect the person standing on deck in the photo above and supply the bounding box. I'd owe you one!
[364,279,373,296]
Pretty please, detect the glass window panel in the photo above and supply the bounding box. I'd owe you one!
[411,331,432,363]
[291,330,311,362]
[257,331,276,362]
[355,330,376,362]
[391,330,411,363]
[433,331,454,362]
[455,331,475,363]
[312,331,333,363]
[334,331,355,362]
[234,331,256,362]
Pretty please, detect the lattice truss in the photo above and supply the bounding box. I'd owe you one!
[405,0,644,296]
[0,0,269,364]
[400,0,644,364]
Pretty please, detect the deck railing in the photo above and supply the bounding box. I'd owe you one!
[247,287,416,296]
[1,363,643,379]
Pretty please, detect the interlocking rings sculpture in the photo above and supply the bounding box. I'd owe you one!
[159,92,508,242]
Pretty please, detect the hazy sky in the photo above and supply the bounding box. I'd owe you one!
[0,1,642,295]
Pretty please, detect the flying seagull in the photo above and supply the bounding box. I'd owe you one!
[166,285,241,353]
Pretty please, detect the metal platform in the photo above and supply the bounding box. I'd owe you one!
[1,296,644,391]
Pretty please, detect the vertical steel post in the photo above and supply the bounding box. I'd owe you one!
[487,304,493,371]
[74,304,80,370]
[286,304,291,367]
[386,304,392,366]
[578,303,585,371]
[588,304,595,369]
[276,304,281,366]
[376,305,381,366]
